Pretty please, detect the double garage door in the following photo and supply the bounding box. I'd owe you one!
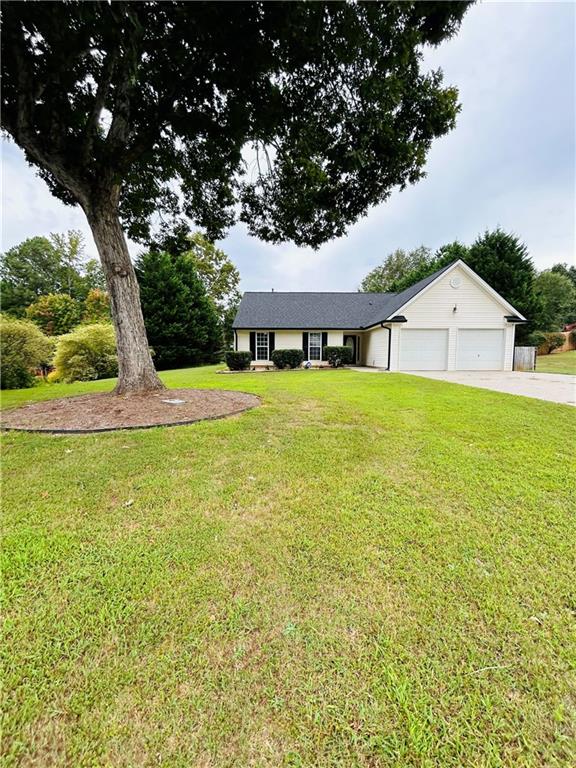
[398,329,505,371]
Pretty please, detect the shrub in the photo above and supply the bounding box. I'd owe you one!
[0,315,53,388]
[323,345,354,367]
[52,323,117,382]
[535,331,565,355]
[25,293,82,335]
[225,351,252,371]
[526,330,547,349]
[570,329,576,345]
[271,349,304,369]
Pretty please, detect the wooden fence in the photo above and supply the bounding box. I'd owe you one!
[513,347,536,371]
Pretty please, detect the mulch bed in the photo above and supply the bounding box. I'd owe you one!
[1,388,261,434]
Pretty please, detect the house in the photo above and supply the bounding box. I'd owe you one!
[232,260,527,371]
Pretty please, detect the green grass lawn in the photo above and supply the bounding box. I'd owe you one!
[2,366,576,767]
[536,349,576,375]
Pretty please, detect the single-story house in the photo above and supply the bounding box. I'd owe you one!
[232,260,527,371]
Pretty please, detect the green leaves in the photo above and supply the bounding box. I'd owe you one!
[2,1,472,245]
[135,250,221,370]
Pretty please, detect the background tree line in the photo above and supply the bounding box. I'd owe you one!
[0,225,241,387]
[359,228,576,345]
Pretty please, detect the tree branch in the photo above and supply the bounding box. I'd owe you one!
[83,48,118,163]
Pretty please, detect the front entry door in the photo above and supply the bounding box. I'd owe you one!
[344,335,358,364]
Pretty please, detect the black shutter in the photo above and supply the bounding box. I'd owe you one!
[302,332,308,357]
[321,332,328,360]
[269,332,275,355]
[249,332,256,360]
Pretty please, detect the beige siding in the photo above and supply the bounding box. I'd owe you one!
[276,331,303,350]
[387,266,514,371]
[363,327,389,368]
[402,266,508,325]
[237,330,250,352]
[235,330,342,365]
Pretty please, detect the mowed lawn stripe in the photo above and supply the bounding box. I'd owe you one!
[2,366,575,767]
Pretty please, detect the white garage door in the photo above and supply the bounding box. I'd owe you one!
[457,329,505,370]
[399,329,448,370]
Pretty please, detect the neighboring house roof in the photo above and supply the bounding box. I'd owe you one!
[232,260,525,329]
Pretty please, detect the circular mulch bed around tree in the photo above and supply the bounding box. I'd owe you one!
[1,388,261,433]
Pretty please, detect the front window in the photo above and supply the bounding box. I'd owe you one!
[309,332,322,361]
[256,332,269,361]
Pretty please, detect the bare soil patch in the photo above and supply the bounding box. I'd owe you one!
[1,388,260,433]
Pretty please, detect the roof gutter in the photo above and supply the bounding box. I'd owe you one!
[362,314,408,331]
[505,315,529,324]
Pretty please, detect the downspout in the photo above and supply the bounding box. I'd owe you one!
[381,323,392,370]
[234,330,238,352]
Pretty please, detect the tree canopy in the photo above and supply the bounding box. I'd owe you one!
[25,293,83,336]
[0,232,104,315]
[551,262,576,289]
[2,1,472,246]
[1,1,472,392]
[359,247,432,293]
[533,271,576,331]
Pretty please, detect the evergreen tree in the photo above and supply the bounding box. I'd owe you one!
[465,229,542,340]
[135,251,220,370]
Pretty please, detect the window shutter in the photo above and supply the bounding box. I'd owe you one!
[302,332,308,357]
[269,332,275,355]
[321,332,328,360]
[249,332,256,360]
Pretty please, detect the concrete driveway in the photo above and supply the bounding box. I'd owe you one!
[404,370,576,406]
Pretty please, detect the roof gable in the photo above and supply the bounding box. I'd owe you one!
[232,260,525,329]
[389,260,526,320]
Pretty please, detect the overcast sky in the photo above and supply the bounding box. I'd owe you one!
[2,1,574,292]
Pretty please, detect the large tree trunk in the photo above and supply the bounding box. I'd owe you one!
[86,200,165,395]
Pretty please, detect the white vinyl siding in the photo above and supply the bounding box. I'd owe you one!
[398,329,448,370]
[363,326,390,368]
[456,329,505,370]
[387,266,515,371]
[399,266,509,324]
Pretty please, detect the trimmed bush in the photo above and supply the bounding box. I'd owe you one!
[0,314,54,389]
[271,349,304,369]
[225,351,252,371]
[52,323,117,382]
[323,345,354,367]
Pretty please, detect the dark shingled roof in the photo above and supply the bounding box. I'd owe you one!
[233,261,456,330]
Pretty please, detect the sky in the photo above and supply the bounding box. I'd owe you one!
[1,0,574,293]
